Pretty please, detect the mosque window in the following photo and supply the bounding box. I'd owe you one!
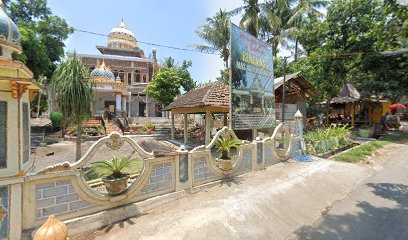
[11,51,18,60]
[89,67,95,73]
[127,73,132,85]
[112,70,119,78]
[142,74,147,83]
[119,70,125,82]
[134,70,141,83]
[0,101,7,168]
[0,46,2,56]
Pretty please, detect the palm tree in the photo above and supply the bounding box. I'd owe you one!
[288,0,329,61]
[193,9,230,68]
[230,0,261,37]
[259,0,297,57]
[51,52,93,160]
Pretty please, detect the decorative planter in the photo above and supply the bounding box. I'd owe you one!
[219,159,233,171]
[359,128,374,138]
[276,148,287,157]
[102,174,130,195]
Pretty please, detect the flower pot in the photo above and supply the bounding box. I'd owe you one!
[102,174,130,195]
[219,159,233,171]
[276,148,287,157]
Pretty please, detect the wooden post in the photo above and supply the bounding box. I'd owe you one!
[171,112,175,140]
[351,102,355,128]
[205,111,211,145]
[183,113,188,144]
[223,112,228,127]
[252,129,258,141]
[368,105,372,125]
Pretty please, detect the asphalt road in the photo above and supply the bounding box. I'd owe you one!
[290,142,408,240]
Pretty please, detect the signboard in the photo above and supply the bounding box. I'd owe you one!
[230,23,275,130]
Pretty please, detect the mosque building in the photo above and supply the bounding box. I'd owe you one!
[77,20,161,118]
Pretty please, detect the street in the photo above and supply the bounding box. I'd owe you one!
[290,142,408,240]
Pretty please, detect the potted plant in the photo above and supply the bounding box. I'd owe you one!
[143,121,155,134]
[216,134,241,171]
[87,156,133,195]
[275,135,287,156]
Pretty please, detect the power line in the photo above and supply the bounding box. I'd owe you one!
[73,28,218,55]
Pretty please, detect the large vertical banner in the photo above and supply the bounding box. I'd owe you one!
[230,23,275,130]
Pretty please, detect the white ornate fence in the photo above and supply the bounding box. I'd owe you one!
[21,118,303,237]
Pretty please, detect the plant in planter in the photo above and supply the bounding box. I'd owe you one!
[216,134,241,171]
[143,122,155,133]
[87,156,134,195]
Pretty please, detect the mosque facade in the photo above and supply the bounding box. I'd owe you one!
[77,20,161,118]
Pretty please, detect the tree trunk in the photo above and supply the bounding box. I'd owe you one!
[75,121,82,160]
[36,92,41,118]
[294,38,299,62]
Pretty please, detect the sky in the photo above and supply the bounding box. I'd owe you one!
[47,0,287,84]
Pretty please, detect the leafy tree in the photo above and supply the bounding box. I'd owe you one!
[216,68,230,85]
[194,9,231,68]
[3,0,73,79]
[160,57,196,92]
[146,69,182,106]
[51,53,93,160]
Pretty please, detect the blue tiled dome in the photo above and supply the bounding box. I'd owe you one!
[90,62,114,80]
[0,3,20,46]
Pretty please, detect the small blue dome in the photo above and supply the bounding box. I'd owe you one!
[90,62,114,80]
[0,3,20,46]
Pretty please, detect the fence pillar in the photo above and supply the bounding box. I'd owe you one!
[291,109,304,157]
[175,146,190,191]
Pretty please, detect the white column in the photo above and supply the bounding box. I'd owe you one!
[205,111,211,145]
[122,97,127,116]
[115,93,122,113]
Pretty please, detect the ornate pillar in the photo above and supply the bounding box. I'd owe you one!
[122,97,127,117]
[128,92,132,117]
[115,93,121,114]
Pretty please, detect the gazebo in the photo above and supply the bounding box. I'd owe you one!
[164,81,229,145]
[330,83,361,127]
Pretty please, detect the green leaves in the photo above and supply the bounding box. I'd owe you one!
[146,68,182,107]
[51,52,93,123]
[87,156,134,179]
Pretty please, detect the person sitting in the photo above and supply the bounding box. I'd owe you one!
[380,112,389,132]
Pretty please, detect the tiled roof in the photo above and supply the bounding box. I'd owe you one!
[165,81,229,110]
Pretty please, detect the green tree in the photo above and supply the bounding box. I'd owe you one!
[231,0,261,37]
[193,9,231,68]
[4,0,73,79]
[146,69,182,107]
[160,57,196,92]
[259,0,296,57]
[288,0,329,61]
[51,53,93,160]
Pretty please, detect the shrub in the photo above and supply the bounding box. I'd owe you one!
[50,112,64,129]
[143,122,155,132]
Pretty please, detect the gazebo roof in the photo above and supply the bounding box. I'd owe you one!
[331,83,361,103]
[165,81,229,113]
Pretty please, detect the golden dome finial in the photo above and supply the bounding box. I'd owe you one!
[119,19,126,28]
[33,215,68,240]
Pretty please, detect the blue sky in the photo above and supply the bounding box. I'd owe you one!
[48,0,287,84]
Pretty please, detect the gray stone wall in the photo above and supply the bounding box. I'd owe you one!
[193,158,214,182]
[141,163,172,194]
[264,144,274,166]
[35,180,92,219]
[240,149,253,172]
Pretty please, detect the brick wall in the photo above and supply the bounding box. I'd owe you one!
[35,180,92,219]
[141,163,172,194]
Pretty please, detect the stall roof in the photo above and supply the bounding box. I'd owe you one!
[331,83,361,103]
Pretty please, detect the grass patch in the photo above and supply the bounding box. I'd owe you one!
[333,134,408,163]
